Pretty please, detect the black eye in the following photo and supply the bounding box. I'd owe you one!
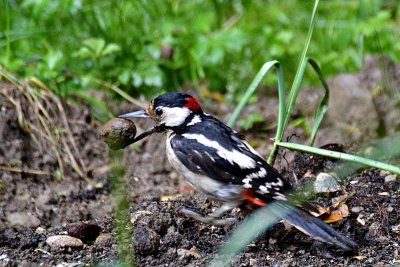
[154,107,163,116]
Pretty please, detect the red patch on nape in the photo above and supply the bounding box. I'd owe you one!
[241,189,267,207]
[184,97,202,111]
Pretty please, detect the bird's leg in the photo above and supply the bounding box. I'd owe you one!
[181,202,240,226]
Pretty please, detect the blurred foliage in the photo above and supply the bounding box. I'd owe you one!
[239,112,265,131]
[0,0,399,101]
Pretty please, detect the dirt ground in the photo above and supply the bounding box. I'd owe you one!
[1,57,400,266]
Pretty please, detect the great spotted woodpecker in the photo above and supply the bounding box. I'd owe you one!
[119,92,357,251]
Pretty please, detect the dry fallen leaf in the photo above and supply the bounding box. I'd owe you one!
[323,203,350,223]
[308,192,351,223]
[307,203,329,217]
[331,193,348,207]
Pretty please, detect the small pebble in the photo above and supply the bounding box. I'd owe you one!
[380,170,390,176]
[365,222,383,241]
[384,174,397,183]
[0,254,9,260]
[46,235,84,250]
[94,233,113,247]
[35,227,46,235]
[351,206,364,213]
[249,258,257,266]
[131,210,152,225]
[134,225,160,254]
[314,173,340,193]
[387,205,394,213]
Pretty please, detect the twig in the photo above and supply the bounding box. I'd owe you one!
[35,248,53,256]
[1,69,94,184]
[0,165,51,176]
[29,78,88,176]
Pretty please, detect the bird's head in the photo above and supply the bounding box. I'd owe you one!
[118,92,203,129]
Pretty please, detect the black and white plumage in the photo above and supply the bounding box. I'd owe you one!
[119,92,357,251]
[168,116,290,202]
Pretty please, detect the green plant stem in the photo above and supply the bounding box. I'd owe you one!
[5,0,11,65]
[276,141,400,175]
[267,0,319,165]
[307,58,329,146]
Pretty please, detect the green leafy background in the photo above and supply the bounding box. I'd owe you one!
[1,0,399,101]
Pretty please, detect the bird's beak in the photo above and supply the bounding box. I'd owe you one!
[118,109,150,119]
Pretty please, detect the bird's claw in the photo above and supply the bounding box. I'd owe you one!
[180,208,237,226]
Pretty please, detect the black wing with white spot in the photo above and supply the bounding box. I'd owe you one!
[170,116,292,201]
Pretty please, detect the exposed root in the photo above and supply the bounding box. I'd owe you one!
[0,165,51,176]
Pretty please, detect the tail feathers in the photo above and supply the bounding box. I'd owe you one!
[271,201,357,252]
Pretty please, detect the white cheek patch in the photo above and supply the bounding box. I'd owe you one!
[182,133,256,169]
[162,107,191,127]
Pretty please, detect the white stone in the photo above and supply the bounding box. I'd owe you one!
[314,173,340,193]
[46,235,84,250]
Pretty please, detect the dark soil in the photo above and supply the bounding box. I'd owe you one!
[1,57,400,266]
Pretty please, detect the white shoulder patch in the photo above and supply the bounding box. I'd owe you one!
[182,133,257,169]
[187,115,202,126]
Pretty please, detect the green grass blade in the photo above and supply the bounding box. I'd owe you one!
[268,0,319,164]
[275,62,287,149]
[285,0,319,129]
[227,60,286,128]
[307,58,329,146]
[276,141,400,175]
[5,0,11,65]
